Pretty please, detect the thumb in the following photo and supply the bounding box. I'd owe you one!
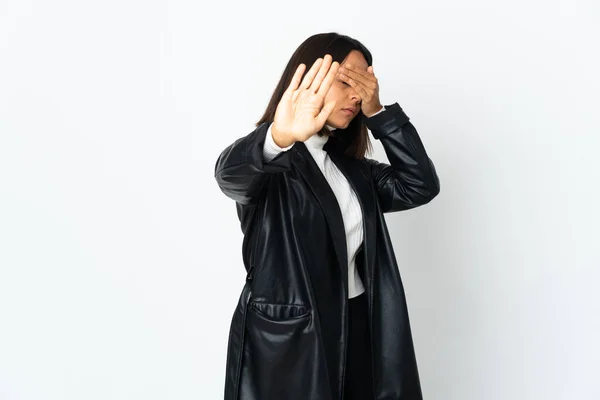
[317,100,337,126]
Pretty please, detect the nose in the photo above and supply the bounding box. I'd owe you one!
[349,90,361,104]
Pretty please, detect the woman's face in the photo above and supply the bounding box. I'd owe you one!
[324,50,369,130]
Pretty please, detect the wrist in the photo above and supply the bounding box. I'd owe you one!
[364,103,384,118]
[271,125,295,148]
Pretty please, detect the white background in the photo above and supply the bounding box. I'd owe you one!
[1,0,599,399]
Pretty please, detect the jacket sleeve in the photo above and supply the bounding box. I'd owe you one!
[214,122,296,205]
[363,102,440,213]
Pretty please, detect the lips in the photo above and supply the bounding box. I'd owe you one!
[342,107,357,114]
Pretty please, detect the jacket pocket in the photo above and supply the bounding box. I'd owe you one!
[249,301,311,321]
[240,301,324,400]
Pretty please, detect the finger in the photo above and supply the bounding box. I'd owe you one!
[339,74,369,99]
[287,63,306,93]
[298,58,324,90]
[341,63,371,75]
[309,54,333,93]
[338,67,373,87]
[367,65,378,81]
[316,61,339,98]
[316,99,337,126]
[340,68,371,86]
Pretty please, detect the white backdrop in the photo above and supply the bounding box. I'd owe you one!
[1,0,598,399]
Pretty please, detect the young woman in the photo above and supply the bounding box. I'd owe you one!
[214,32,440,400]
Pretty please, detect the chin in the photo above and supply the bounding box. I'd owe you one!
[329,119,351,130]
[338,120,352,129]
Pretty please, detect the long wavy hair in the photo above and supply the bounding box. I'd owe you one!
[256,32,374,159]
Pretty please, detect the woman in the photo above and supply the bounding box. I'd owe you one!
[214,32,440,400]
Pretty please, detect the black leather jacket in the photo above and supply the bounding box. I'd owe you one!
[215,102,440,400]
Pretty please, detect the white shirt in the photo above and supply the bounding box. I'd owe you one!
[261,106,386,298]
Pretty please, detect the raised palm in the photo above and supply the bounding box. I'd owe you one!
[272,54,339,143]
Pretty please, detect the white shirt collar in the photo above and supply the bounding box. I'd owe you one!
[304,124,337,150]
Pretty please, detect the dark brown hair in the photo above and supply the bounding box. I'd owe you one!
[256,32,374,159]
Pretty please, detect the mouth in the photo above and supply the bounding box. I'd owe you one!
[341,108,356,116]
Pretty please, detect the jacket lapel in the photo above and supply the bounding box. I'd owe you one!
[294,142,349,297]
[327,149,377,296]
[293,141,377,299]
